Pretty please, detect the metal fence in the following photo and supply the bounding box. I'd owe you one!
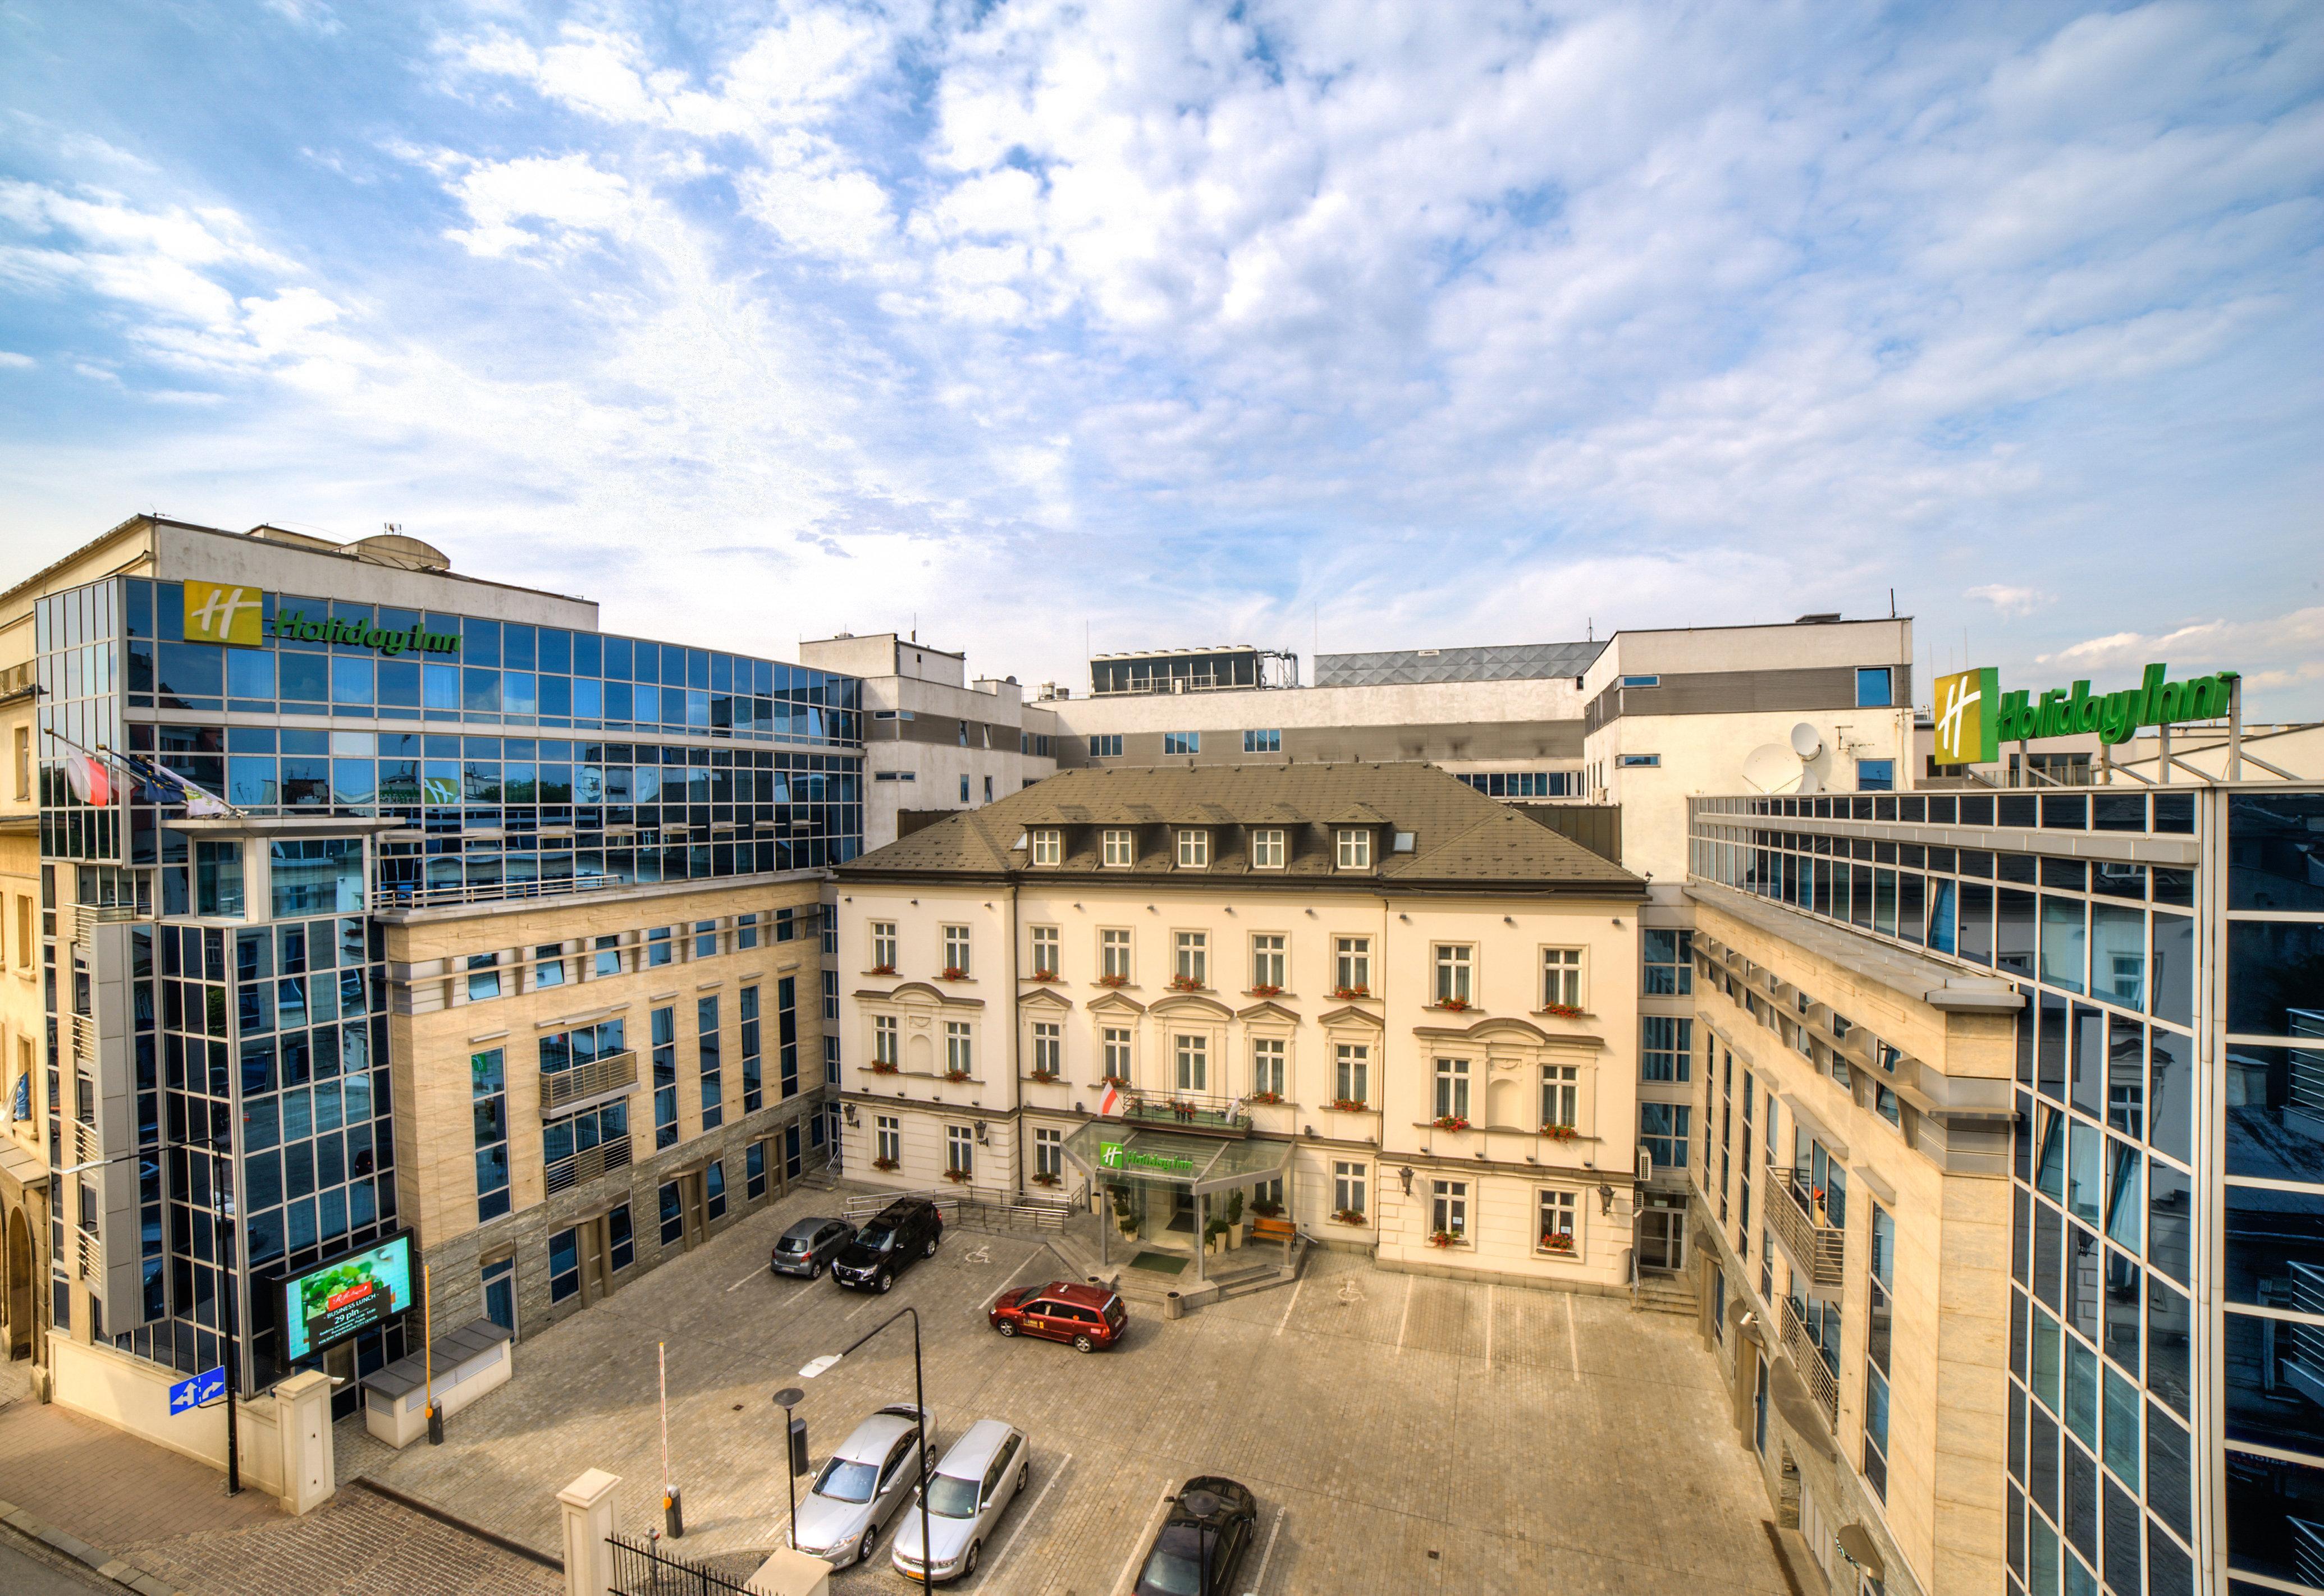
[606,1531,753,1595]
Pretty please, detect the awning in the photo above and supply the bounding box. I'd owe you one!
[1835,1524,1885,1579]
[1061,1123,1292,1195]
[1766,1360,1838,1461]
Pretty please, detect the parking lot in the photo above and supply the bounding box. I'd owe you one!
[344,1186,1797,1595]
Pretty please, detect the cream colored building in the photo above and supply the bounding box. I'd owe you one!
[1684,883,2018,1596]
[832,763,1652,1293]
[0,645,46,1376]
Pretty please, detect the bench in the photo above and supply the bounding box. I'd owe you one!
[1250,1217,1295,1243]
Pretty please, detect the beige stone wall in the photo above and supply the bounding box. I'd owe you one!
[384,874,828,1253]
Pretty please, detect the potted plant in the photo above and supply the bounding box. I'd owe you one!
[1101,1072,1131,1089]
[940,965,969,982]
[1030,1170,1061,1188]
[1167,973,1204,992]
[1331,1207,1367,1226]
[1540,1001,1583,1020]
[1030,1067,1060,1084]
[869,963,897,976]
[1119,1213,1141,1239]
[871,1155,899,1172]
[1431,1114,1470,1131]
[1247,983,1282,997]
[1096,972,1129,988]
[942,1167,973,1184]
[1330,984,1371,1000]
[1541,1231,1575,1254]
[871,1060,900,1076]
[1250,1198,1284,1219]
[1225,1190,1246,1248]
[944,1067,973,1082]
[1330,1097,1367,1112]
[1027,967,1062,983]
[1247,1089,1284,1106]
[1429,1228,1463,1248]
[1541,1122,1578,1141]
[1204,1216,1231,1255]
[1434,996,1471,1012]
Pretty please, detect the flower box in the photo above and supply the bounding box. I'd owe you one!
[1429,1228,1465,1249]
[941,1168,972,1184]
[1247,984,1282,998]
[1096,973,1129,988]
[1540,1232,1576,1254]
[1431,1115,1470,1131]
[871,1156,899,1172]
[1100,1075,1131,1089]
[869,964,898,976]
[1539,1002,1584,1020]
[939,966,969,982]
[1433,998,1472,1012]
[1027,969,1062,983]
[1331,1208,1368,1226]
[944,1068,973,1083]
[1029,1070,1060,1085]
[1166,974,1205,992]
[870,1062,900,1076]
[1030,1171,1061,1188]
[1246,1090,1284,1106]
[1540,1123,1577,1141]
[1329,1097,1368,1112]
[1330,985,1371,1001]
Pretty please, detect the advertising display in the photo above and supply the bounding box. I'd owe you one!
[280,1232,413,1361]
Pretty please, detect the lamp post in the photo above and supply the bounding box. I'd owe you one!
[1165,1493,1211,1591]
[772,1384,806,1553]
[800,1305,931,1584]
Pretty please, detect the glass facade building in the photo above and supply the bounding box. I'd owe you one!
[1691,784,2324,1595]
[33,557,862,1401]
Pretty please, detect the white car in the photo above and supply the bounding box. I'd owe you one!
[889,1419,1029,1584]
[790,1403,935,1567]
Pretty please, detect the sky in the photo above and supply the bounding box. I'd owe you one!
[1,1,2319,715]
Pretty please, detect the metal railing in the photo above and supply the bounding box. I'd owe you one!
[1766,1164,1846,1288]
[840,1187,1076,1231]
[1780,1296,1840,1429]
[372,873,620,912]
[1118,1089,1251,1134]
[606,1530,752,1594]
[544,1136,633,1196]
[540,1051,639,1117]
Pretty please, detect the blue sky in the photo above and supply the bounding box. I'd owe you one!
[2,1,2320,713]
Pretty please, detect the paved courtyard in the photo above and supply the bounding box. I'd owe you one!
[347,1186,1801,1596]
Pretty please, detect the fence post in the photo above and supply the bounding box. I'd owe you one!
[558,1469,620,1596]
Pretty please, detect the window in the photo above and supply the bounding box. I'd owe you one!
[698,996,722,1130]
[1035,1126,1062,1180]
[1856,667,1893,708]
[652,1006,678,1150]
[1031,828,1062,865]
[466,952,501,1001]
[1250,933,1286,990]
[1619,754,1660,768]
[740,984,762,1111]
[958,719,971,747]
[1856,758,1896,792]
[1541,947,1582,1008]
[1252,1037,1285,1097]
[822,1033,839,1084]
[945,1021,973,1075]
[1642,929,1692,994]
[959,774,971,802]
[1433,944,1473,1005]
[736,912,760,951]
[1102,1028,1132,1080]
[1620,674,1661,689]
[693,919,719,958]
[1173,930,1207,986]
[1333,937,1371,994]
[1865,1203,1895,1499]
[1333,1161,1367,1218]
[942,924,971,976]
[1335,828,1372,869]
[1102,829,1135,866]
[1031,1021,1061,1076]
[548,1227,580,1303]
[1434,1058,1470,1120]
[1030,925,1060,976]
[1250,828,1285,868]
[1640,1103,1690,1172]
[532,943,567,989]
[1175,829,1210,868]
[1334,1043,1369,1106]
[1541,1064,1577,1130]
[1431,1180,1468,1239]
[594,934,622,976]
[11,727,25,801]
[1244,730,1280,753]
[1088,735,1122,759]
[1540,1190,1577,1253]
[1101,928,1132,980]
[660,1179,683,1243]
[983,775,994,802]
[1642,1016,1692,1081]
[646,927,673,966]
[873,1013,898,1067]
[946,1124,973,1177]
[472,1048,509,1222]
[1163,732,1199,755]
[746,1141,767,1200]
[1174,1034,1208,1090]
[871,921,896,970]
[875,1115,900,1164]
[706,1159,726,1221]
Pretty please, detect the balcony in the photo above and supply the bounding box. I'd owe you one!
[545,1135,634,1196]
[1117,1089,1251,1138]
[541,1051,639,1117]
[1767,1164,1846,1288]
[1781,1296,1840,1430]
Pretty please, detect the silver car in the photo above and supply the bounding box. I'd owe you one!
[890,1419,1029,1584]
[789,1403,935,1567]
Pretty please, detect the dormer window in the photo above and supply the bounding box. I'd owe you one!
[1335,828,1373,869]
[1102,828,1136,867]
[1175,829,1210,868]
[1250,828,1285,869]
[1030,828,1062,865]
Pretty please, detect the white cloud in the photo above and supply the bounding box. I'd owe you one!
[1968,584,2052,616]
[0,351,34,369]
[441,153,636,258]
[2037,608,2324,695]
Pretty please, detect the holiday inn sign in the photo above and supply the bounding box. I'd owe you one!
[1933,663,2239,765]
[182,580,461,657]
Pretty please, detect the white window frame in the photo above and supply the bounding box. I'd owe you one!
[872,1015,898,1067]
[875,1115,901,1164]
[1431,1180,1468,1239]
[1101,828,1136,866]
[1434,1057,1470,1121]
[1100,928,1132,980]
[1434,944,1473,1005]
[1541,947,1583,1008]
[871,921,897,970]
[1539,1189,1578,1254]
[1335,828,1372,869]
[946,1124,973,1176]
[1250,828,1285,868]
[1101,1027,1133,1081]
[1030,828,1062,865]
[1333,937,1371,995]
[1175,829,1210,868]
[941,924,971,975]
[1250,933,1286,990]
[1251,1037,1285,1097]
[1030,924,1060,976]
[1173,930,1208,987]
[1174,1033,1207,1091]
[1031,1021,1061,1075]
[1334,1043,1370,1106]
[1035,1126,1063,1178]
[1333,1161,1368,1218]
[944,1020,973,1075]
[1541,1064,1578,1130]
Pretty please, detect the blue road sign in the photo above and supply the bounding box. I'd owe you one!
[168,1366,225,1416]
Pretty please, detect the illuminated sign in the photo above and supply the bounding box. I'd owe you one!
[280,1232,414,1361]
[268,607,460,657]
[1097,1140,1196,1177]
[181,581,265,647]
[1934,663,2238,759]
[179,584,459,656]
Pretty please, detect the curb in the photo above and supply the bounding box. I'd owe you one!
[351,1478,564,1571]
[0,1497,183,1596]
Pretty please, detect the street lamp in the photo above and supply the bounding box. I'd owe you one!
[772,1385,806,1554]
[799,1305,932,1584]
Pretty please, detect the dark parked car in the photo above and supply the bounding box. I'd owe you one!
[771,1217,856,1279]
[831,1198,944,1292]
[990,1281,1127,1351]
[1132,1477,1257,1596]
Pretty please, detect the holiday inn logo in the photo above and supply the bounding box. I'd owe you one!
[1934,667,2000,766]
[181,581,264,647]
[1935,662,2238,763]
[180,583,460,657]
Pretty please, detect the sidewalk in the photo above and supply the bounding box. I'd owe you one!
[0,1383,559,1596]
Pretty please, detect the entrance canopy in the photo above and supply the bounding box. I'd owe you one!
[1062,1122,1291,1195]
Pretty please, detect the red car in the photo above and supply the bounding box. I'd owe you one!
[989,1281,1127,1352]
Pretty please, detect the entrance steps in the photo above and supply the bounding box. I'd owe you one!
[1041,1219,1304,1311]
[1632,1271,1699,1317]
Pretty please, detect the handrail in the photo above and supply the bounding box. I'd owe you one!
[545,1135,633,1195]
[1780,1296,1841,1429]
[1765,1164,1846,1288]
[372,874,620,912]
[539,1050,639,1117]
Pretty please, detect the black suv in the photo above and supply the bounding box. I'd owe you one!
[1132,1477,1257,1595]
[830,1198,944,1293]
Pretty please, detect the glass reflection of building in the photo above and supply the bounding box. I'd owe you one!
[34,540,861,1405]
[1691,784,2324,1595]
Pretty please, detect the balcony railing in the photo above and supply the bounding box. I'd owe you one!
[372,873,620,912]
[541,1051,639,1117]
[545,1135,633,1196]
[1767,1164,1846,1288]
[1117,1089,1250,1136]
[1781,1296,1840,1430]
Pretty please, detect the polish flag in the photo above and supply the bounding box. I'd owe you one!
[63,751,112,806]
[1098,1082,1123,1118]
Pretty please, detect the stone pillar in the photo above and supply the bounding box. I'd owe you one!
[559,1469,620,1596]
[273,1370,336,1514]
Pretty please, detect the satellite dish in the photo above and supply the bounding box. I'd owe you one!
[1797,767,1822,794]
[1743,744,1805,794]
[1790,723,1824,760]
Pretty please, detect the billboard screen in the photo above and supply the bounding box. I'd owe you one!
[280,1232,413,1361]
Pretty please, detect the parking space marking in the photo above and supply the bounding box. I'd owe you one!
[976,1246,1051,1315]
[1565,1290,1581,1379]
[1273,1274,1305,1337]
[1110,1482,1177,1596]
[1394,1274,1415,1355]
[1246,1503,1287,1594]
[980,1449,1072,1586]
[727,1263,774,1293]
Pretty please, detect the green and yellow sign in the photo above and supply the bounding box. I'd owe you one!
[1097,1140,1196,1177]
[180,583,461,657]
[182,580,265,646]
[1935,662,2239,764]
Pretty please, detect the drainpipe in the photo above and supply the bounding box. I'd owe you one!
[1005,879,1021,1199]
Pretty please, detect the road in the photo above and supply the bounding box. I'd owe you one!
[0,1530,116,1596]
